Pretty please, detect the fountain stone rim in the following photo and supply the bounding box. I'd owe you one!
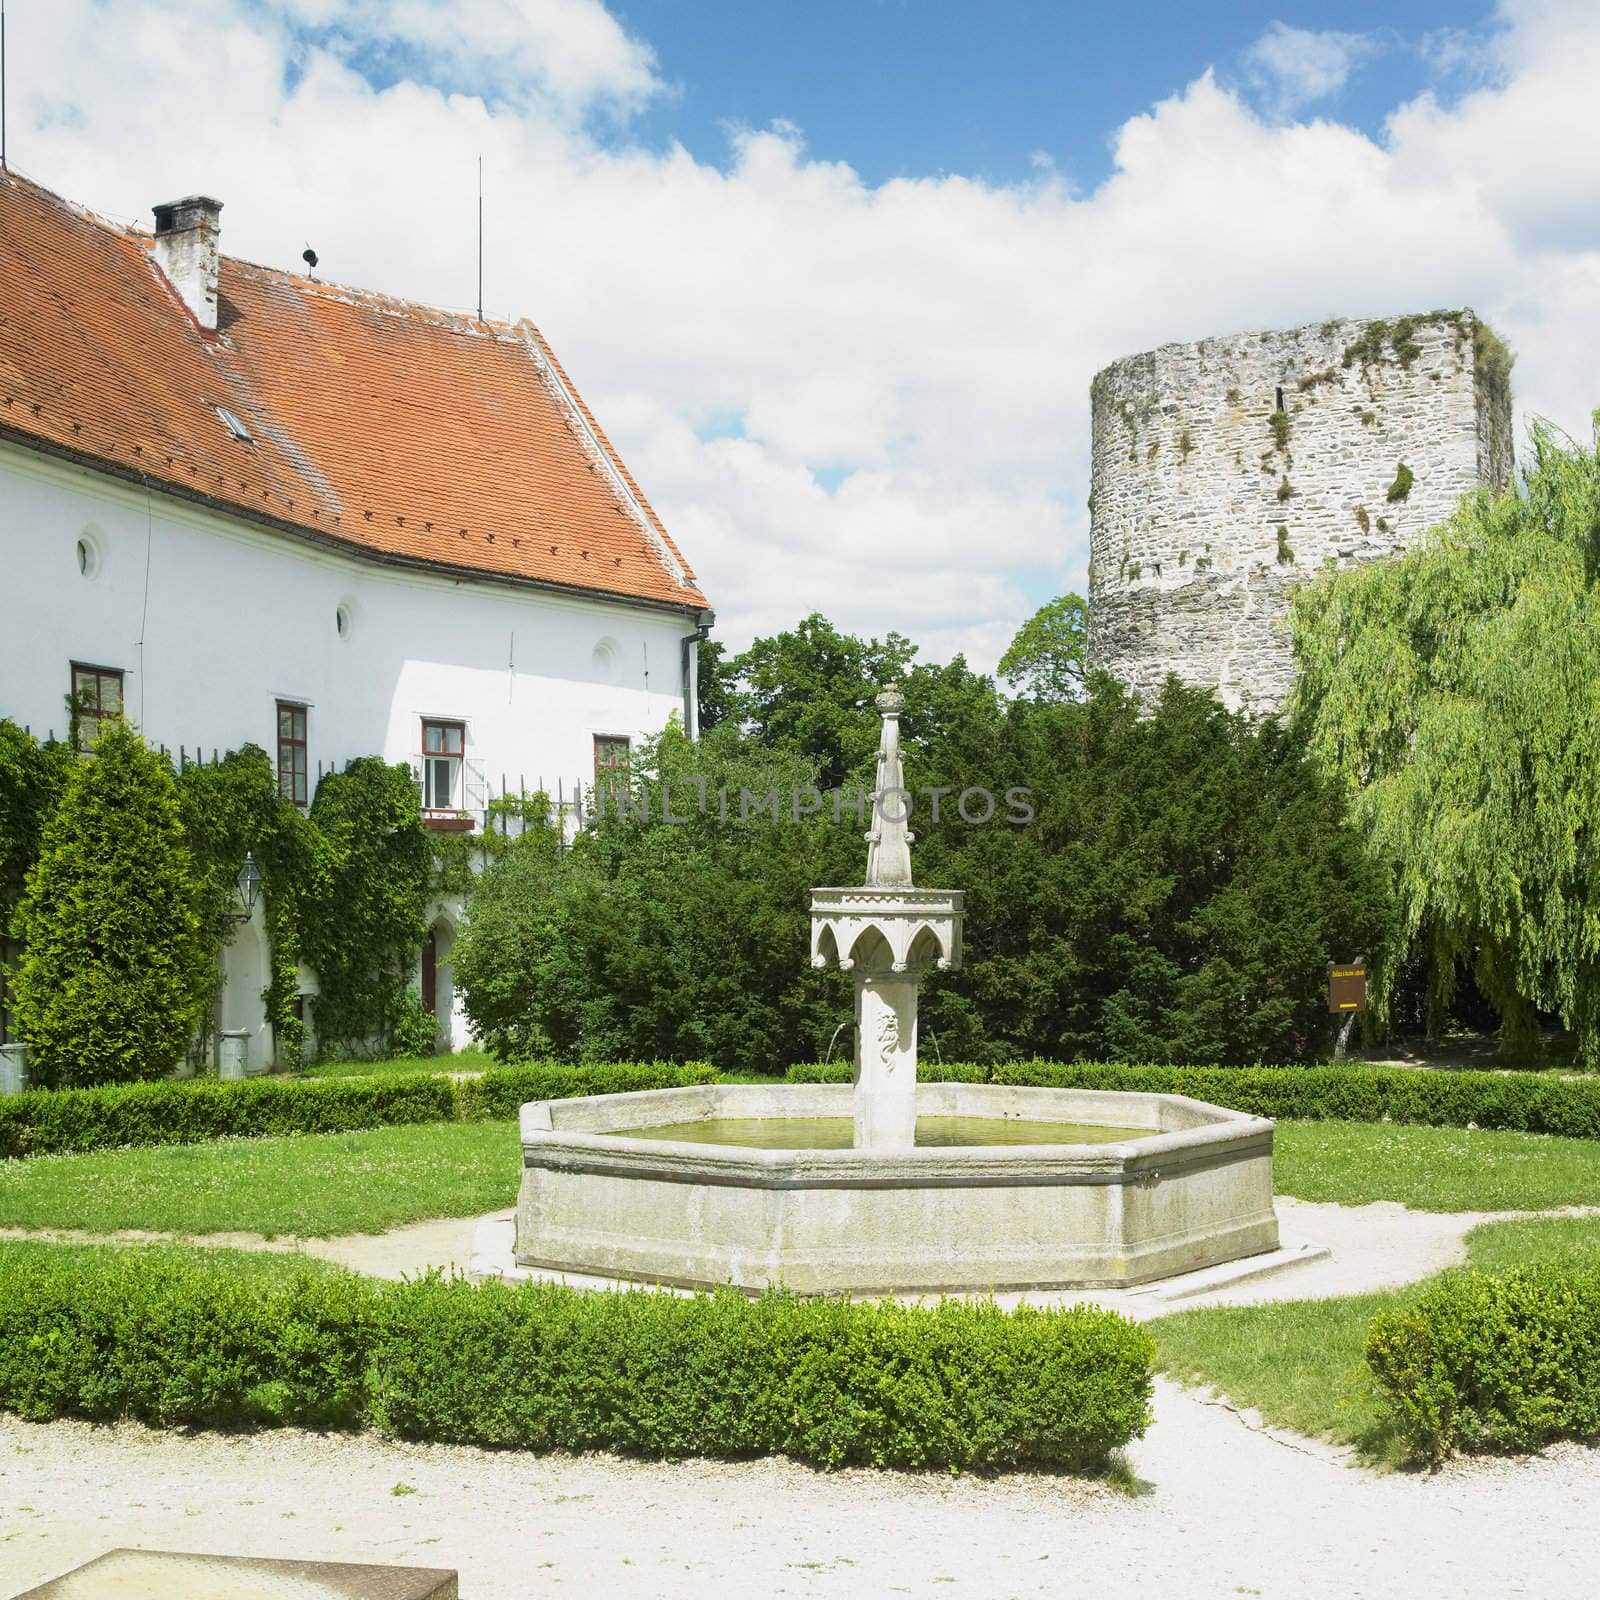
[514,1082,1280,1293]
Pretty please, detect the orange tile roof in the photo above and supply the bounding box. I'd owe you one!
[0,168,707,613]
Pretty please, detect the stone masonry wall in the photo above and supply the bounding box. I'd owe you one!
[1086,312,1513,715]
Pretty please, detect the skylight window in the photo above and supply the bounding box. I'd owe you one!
[216,405,254,443]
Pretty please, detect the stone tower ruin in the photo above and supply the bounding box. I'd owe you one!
[1085,312,1514,714]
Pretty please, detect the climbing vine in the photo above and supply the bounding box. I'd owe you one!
[176,746,312,1068]
[299,757,433,1054]
[0,722,73,999]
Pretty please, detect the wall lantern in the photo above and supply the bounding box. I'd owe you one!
[232,852,263,923]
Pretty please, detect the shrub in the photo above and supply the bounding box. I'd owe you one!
[380,1275,1156,1470]
[0,1248,1155,1472]
[1365,1264,1600,1462]
[784,1058,1600,1137]
[11,721,211,1086]
[0,1245,373,1430]
[388,990,439,1060]
[0,1061,717,1158]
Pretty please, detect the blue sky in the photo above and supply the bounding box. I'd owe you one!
[611,1,1498,185]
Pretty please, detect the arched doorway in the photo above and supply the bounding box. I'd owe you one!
[221,915,272,1072]
[423,915,465,1053]
[421,929,438,1019]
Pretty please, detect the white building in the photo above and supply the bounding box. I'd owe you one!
[0,170,713,1066]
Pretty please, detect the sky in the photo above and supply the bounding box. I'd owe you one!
[4,0,1599,670]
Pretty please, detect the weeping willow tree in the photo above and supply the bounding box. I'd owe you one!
[1291,418,1600,1060]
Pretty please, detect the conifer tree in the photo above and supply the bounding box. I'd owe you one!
[12,720,210,1085]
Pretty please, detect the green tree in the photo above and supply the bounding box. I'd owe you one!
[917,677,1393,1063]
[455,721,857,1067]
[11,722,211,1085]
[695,637,738,734]
[727,614,917,789]
[457,614,1389,1068]
[0,721,72,914]
[998,593,1088,701]
[1291,418,1600,1060]
[0,721,73,1042]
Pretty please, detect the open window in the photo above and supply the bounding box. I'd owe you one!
[421,719,466,813]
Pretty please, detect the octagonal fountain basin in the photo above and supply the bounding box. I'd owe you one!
[515,1082,1278,1295]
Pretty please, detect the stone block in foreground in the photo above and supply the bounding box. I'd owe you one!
[11,1549,459,1599]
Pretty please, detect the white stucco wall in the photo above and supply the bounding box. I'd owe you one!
[0,441,701,799]
[0,439,707,1061]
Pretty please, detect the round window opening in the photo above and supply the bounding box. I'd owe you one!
[335,603,352,640]
[75,536,99,578]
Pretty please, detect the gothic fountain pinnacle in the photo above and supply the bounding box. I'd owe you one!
[810,685,964,1150]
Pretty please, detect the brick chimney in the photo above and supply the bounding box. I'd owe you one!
[152,195,223,331]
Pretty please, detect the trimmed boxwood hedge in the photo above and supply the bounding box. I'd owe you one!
[0,1061,716,1159]
[786,1059,1600,1138]
[15,1050,1600,1160]
[0,1245,1154,1472]
[1365,1263,1600,1463]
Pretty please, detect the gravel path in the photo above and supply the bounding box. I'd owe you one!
[3,1195,1562,1310]
[3,1380,1594,1600]
[0,1217,481,1281]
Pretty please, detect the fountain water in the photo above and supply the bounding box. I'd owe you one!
[513,691,1279,1293]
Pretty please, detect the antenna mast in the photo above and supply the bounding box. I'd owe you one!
[476,154,483,323]
[2,0,9,173]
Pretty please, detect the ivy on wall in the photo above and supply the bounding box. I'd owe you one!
[0,722,73,1039]
[299,757,433,1053]
[176,746,312,1070]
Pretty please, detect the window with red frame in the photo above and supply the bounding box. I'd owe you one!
[421,720,466,811]
[276,702,308,806]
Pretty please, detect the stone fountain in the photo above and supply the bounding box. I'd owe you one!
[512,691,1279,1294]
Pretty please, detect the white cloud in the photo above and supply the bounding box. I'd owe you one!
[282,0,662,118]
[6,1,1600,667]
[1242,21,1379,117]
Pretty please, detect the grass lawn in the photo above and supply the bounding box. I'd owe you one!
[0,1120,520,1238]
[0,1236,352,1279]
[291,1049,495,1080]
[6,1111,1600,1243]
[1273,1118,1600,1211]
[1155,1215,1600,1462]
